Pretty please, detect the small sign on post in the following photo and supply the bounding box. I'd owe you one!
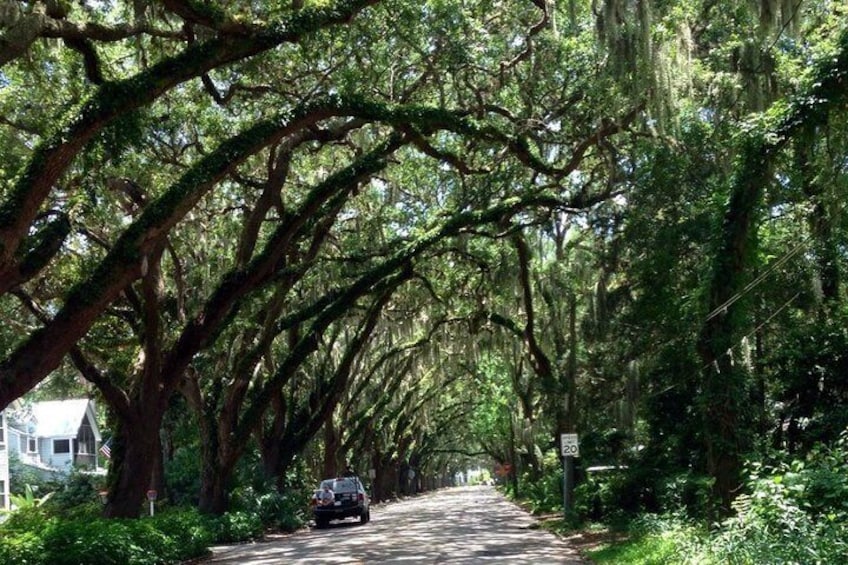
[560,433,579,520]
[560,433,580,457]
[146,489,157,517]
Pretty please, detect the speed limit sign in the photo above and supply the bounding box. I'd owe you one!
[560,433,579,457]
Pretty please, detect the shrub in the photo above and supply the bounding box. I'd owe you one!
[231,481,309,532]
[522,466,564,515]
[692,434,848,564]
[0,507,214,564]
[38,518,176,565]
[707,454,848,564]
[255,490,308,532]
[205,510,263,543]
[150,508,213,559]
[0,531,45,565]
[513,450,567,515]
[573,466,657,526]
[0,505,56,533]
[47,470,103,510]
[163,445,202,507]
[655,471,715,520]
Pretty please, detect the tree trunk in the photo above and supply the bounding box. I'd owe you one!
[797,126,841,304]
[103,416,160,518]
[371,450,390,502]
[197,409,240,514]
[322,419,341,478]
[508,413,519,496]
[198,457,236,515]
[696,139,767,513]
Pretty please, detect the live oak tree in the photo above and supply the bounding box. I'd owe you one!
[0,0,384,410]
[3,0,606,517]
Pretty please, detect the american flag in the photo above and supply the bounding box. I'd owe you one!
[99,438,111,459]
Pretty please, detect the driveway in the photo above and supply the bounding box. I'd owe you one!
[200,485,587,564]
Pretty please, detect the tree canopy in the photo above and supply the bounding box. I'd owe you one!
[2,0,848,524]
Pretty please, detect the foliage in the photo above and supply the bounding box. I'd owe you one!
[705,437,848,564]
[0,508,212,565]
[6,484,53,512]
[7,453,59,497]
[587,514,706,565]
[0,530,45,565]
[230,481,309,532]
[150,509,215,557]
[203,510,264,543]
[586,434,848,564]
[574,470,629,526]
[0,505,57,535]
[466,469,492,486]
[653,472,715,522]
[45,470,104,511]
[516,450,564,515]
[163,444,203,507]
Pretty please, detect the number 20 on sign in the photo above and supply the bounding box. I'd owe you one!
[560,433,579,457]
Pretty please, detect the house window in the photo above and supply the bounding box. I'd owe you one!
[77,419,96,455]
[28,437,37,453]
[53,439,71,454]
[0,414,5,450]
[0,479,5,509]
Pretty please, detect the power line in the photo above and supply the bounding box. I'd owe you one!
[704,236,810,323]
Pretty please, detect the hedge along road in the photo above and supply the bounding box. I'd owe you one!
[199,485,588,564]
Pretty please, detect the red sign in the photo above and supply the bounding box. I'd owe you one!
[146,490,158,501]
[495,463,512,477]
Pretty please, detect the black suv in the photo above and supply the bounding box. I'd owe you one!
[312,476,371,528]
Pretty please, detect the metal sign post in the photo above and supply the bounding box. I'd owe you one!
[146,489,157,517]
[560,434,579,520]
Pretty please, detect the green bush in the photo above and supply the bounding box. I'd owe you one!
[707,452,848,564]
[150,508,213,558]
[7,452,61,497]
[255,490,308,532]
[39,518,176,565]
[47,470,103,510]
[655,471,715,520]
[231,481,308,532]
[0,505,55,533]
[205,510,263,543]
[0,507,213,564]
[573,466,655,526]
[0,531,45,565]
[522,467,564,515]
[512,450,567,515]
[163,445,202,507]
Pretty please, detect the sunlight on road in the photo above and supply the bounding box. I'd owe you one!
[202,486,585,564]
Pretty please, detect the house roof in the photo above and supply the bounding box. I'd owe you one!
[31,399,95,438]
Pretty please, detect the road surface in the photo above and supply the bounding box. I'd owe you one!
[200,485,587,564]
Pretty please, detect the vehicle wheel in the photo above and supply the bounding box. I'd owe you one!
[360,510,368,524]
[315,517,328,529]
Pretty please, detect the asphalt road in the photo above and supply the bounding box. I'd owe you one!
[199,485,587,564]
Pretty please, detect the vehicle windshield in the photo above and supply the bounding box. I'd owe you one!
[319,477,359,492]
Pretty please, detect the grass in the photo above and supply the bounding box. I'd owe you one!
[531,512,711,564]
[586,532,682,564]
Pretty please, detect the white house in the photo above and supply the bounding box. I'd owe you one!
[7,399,103,476]
[0,409,9,510]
